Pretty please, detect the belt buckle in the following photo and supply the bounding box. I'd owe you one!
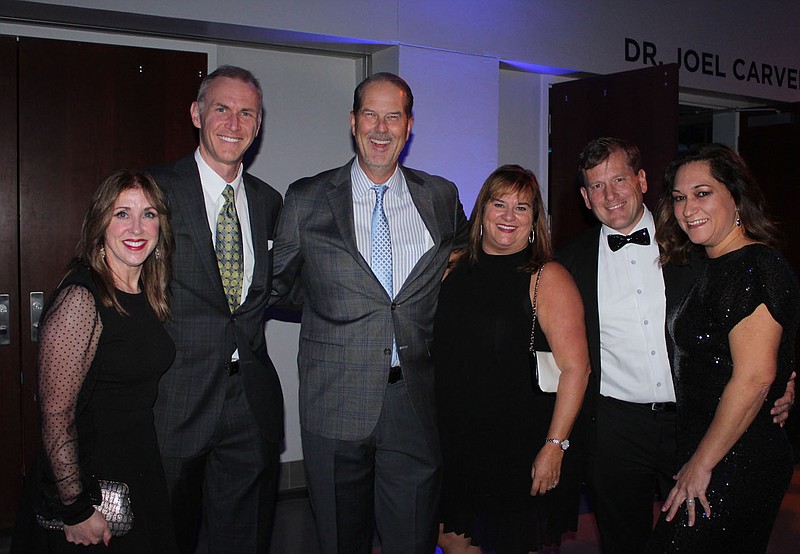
[650,402,674,412]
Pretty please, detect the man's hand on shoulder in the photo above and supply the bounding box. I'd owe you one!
[771,371,796,426]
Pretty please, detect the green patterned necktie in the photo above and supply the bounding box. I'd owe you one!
[216,184,243,312]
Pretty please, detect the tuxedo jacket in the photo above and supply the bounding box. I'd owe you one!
[271,159,468,441]
[556,225,700,410]
[151,155,285,456]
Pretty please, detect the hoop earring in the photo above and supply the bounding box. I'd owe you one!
[529,228,535,244]
[100,245,106,260]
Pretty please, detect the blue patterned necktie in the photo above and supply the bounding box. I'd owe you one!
[370,185,393,299]
[216,184,243,312]
[371,185,398,367]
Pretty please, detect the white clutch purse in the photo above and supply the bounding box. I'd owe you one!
[529,265,561,394]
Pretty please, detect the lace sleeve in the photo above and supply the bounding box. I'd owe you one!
[37,284,102,508]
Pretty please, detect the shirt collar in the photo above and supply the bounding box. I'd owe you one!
[600,206,656,241]
[350,158,402,199]
[195,148,244,199]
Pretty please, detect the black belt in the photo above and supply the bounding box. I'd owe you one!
[388,366,403,384]
[649,402,676,412]
[604,396,676,413]
[225,360,240,375]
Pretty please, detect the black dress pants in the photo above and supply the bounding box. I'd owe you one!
[590,395,677,554]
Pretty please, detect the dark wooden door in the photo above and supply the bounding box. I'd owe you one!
[738,104,800,445]
[738,105,800,275]
[0,35,22,529]
[548,65,679,247]
[1,36,206,527]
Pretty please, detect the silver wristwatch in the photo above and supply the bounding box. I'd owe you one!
[545,437,570,451]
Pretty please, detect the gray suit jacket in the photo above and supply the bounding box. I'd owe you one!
[271,159,468,441]
[151,155,285,456]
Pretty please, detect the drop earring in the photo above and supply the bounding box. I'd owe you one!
[100,245,106,260]
[154,248,161,260]
[480,224,483,237]
[735,210,741,227]
[529,228,535,244]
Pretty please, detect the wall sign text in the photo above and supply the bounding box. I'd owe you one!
[625,38,799,91]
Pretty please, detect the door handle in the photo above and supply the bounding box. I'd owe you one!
[0,294,9,345]
[30,292,44,342]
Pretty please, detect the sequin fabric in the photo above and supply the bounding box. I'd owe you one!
[648,244,800,553]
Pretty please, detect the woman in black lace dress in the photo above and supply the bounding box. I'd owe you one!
[13,170,178,553]
[648,144,800,553]
[435,165,590,553]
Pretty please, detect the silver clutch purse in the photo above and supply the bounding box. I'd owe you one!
[36,479,134,537]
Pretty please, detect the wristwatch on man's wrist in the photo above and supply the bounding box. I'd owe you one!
[545,437,570,452]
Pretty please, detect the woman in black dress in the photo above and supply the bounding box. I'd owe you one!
[435,165,590,553]
[14,170,178,553]
[648,144,800,553]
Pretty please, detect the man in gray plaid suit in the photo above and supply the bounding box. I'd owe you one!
[151,66,283,553]
[271,73,468,554]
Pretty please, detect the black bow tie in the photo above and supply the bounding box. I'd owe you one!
[607,228,650,251]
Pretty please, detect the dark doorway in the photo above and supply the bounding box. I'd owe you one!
[0,36,206,527]
[548,64,679,248]
[738,104,800,453]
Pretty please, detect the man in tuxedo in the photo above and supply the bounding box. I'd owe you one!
[271,72,468,554]
[151,66,284,553]
[557,137,793,554]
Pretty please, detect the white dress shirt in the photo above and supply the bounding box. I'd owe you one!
[597,208,675,403]
[195,149,255,305]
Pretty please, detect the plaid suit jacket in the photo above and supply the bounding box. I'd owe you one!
[271,159,468,440]
[151,155,285,456]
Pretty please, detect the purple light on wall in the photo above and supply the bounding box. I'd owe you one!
[502,60,577,76]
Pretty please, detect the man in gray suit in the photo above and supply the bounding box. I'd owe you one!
[271,72,468,554]
[151,66,284,553]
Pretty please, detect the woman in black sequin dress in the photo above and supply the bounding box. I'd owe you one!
[647,144,800,553]
[12,170,178,553]
[435,165,591,553]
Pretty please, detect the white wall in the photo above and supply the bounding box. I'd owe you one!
[391,46,499,214]
[217,46,360,462]
[498,70,556,215]
[15,0,800,103]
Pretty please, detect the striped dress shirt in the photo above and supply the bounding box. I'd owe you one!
[351,160,434,297]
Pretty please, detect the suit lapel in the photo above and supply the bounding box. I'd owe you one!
[240,176,268,311]
[578,229,601,337]
[173,158,224,295]
[396,168,439,298]
[574,228,602,395]
[327,163,375,278]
